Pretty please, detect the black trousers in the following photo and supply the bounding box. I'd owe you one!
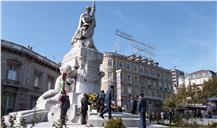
[60,95,70,121]
[81,110,87,124]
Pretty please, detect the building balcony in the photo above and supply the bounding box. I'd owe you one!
[2,79,20,88]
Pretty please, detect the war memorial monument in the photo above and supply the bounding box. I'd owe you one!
[4,2,148,127]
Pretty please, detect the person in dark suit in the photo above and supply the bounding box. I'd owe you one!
[138,94,147,128]
[81,93,91,124]
[131,96,138,114]
[99,85,114,119]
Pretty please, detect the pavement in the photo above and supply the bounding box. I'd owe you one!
[184,118,217,125]
[28,122,169,128]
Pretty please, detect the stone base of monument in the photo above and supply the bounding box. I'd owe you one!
[87,110,150,127]
[4,109,48,124]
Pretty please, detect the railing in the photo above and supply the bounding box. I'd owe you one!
[2,79,20,87]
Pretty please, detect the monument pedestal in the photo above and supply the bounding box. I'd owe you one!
[47,47,104,122]
[63,47,103,94]
[87,110,150,127]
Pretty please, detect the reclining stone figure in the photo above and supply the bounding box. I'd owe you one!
[36,65,77,110]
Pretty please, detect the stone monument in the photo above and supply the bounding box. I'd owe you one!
[3,1,104,124]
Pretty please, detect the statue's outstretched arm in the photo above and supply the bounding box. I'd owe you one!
[91,1,96,17]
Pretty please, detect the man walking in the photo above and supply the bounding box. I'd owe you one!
[138,94,147,128]
[99,85,114,119]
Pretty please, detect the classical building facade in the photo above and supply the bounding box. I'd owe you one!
[171,69,185,93]
[101,52,173,111]
[1,39,60,115]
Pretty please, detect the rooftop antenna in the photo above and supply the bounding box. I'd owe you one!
[115,29,155,59]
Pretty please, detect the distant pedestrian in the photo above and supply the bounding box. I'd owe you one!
[138,94,147,128]
[99,85,114,119]
[81,93,91,124]
[126,94,132,113]
[131,96,138,114]
[97,90,105,113]
[169,110,173,125]
[160,111,164,124]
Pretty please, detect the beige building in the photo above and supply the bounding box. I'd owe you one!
[101,52,173,111]
[1,39,60,115]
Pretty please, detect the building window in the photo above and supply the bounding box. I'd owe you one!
[108,59,113,67]
[48,80,52,90]
[134,65,137,72]
[166,74,170,80]
[127,63,131,70]
[2,95,14,112]
[164,82,167,89]
[147,68,150,75]
[154,90,157,97]
[7,65,17,80]
[133,77,137,85]
[47,77,54,90]
[158,72,161,78]
[163,73,166,79]
[152,70,155,76]
[159,81,162,89]
[202,73,207,77]
[197,73,202,78]
[140,67,144,73]
[148,80,151,86]
[33,71,40,87]
[153,81,156,88]
[170,84,173,90]
[108,72,113,80]
[119,61,123,68]
[192,74,197,79]
[121,73,124,81]
[128,87,132,94]
[135,87,139,94]
[128,75,132,84]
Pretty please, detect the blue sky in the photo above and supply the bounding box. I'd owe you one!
[2,1,216,73]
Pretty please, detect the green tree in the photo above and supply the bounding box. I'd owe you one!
[176,85,187,106]
[163,95,176,110]
[185,85,203,104]
[164,76,217,109]
[201,76,217,102]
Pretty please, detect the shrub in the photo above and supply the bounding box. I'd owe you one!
[20,117,27,128]
[105,118,125,128]
[9,114,16,127]
[1,117,7,128]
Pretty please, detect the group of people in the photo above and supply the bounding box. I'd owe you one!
[80,88,148,128]
[80,85,115,125]
[57,72,147,128]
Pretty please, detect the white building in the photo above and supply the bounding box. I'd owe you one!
[184,70,216,87]
[171,69,185,92]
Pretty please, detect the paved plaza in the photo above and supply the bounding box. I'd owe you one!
[29,122,169,128]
